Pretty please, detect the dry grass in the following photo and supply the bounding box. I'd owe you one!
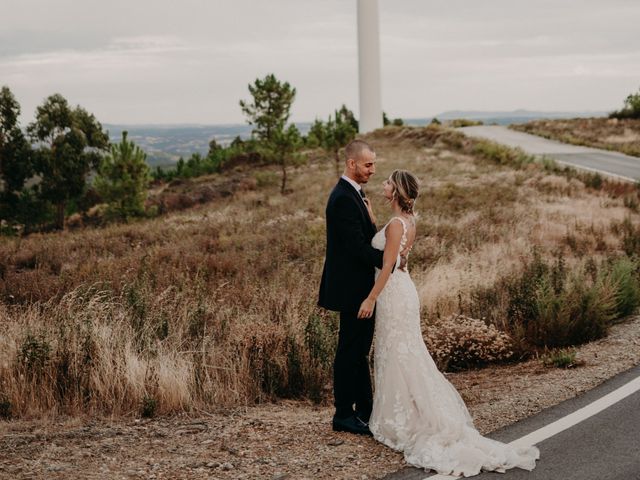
[511,117,640,157]
[2,125,640,418]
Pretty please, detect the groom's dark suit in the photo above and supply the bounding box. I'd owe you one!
[319,178,384,420]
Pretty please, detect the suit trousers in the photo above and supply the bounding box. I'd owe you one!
[333,310,375,419]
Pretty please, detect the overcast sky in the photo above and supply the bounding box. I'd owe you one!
[2,0,639,125]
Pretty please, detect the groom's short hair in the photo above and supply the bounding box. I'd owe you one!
[344,140,374,163]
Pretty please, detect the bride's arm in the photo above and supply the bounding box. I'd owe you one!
[363,198,377,225]
[357,220,403,319]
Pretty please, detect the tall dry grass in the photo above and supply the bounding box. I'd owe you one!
[2,125,640,418]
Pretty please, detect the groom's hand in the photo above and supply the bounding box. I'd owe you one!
[358,298,375,319]
[398,253,408,272]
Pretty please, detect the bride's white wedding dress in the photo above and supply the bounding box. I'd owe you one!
[369,217,539,477]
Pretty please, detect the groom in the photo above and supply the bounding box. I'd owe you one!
[318,139,384,436]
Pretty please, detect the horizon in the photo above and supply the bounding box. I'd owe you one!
[101,109,609,128]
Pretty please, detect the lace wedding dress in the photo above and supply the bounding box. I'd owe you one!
[369,217,539,477]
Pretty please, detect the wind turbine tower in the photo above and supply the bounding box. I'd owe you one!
[357,0,383,133]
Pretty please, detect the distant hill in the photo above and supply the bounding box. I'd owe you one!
[406,109,608,127]
[104,124,253,168]
[105,123,314,168]
[105,111,608,168]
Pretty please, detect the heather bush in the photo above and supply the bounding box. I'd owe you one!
[424,315,515,371]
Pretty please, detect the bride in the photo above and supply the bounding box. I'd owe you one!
[357,170,540,477]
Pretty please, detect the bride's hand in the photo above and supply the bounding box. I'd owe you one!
[363,198,376,224]
[358,297,376,319]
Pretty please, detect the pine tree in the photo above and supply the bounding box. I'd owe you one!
[239,74,296,144]
[323,106,358,175]
[270,124,303,194]
[240,74,303,193]
[94,131,150,220]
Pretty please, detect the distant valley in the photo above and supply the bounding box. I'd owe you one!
[105,110,607,168]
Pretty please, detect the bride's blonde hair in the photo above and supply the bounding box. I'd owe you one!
[389,170,419,215]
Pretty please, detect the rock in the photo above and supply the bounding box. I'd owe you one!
[221,462,234,471]
[272,473,289,480]
[46,465,65,472]
[327,439,344,447]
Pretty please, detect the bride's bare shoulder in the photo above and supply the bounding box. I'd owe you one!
[384,218,404,239]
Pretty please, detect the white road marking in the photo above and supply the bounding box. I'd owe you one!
[423,374,640,479]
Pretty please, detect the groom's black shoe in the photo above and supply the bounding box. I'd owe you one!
[332,415,372,436]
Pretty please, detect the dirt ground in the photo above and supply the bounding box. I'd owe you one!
[1,315,639,480]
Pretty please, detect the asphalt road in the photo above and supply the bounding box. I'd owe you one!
[459,125,640,182]
[382,363,640,480]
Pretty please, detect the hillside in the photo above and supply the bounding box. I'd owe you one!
[3,124,640,479]
[3,123,640,418]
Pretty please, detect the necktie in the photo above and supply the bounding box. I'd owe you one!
[359,189,366,199]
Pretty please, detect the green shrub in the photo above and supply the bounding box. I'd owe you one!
[141,396,157,418]
[0,396,11,419]
[472,140,534,169]
[18,334,51,373]
[532,259,616,349]
[607,256,640,317]
[609,87,640,119]
[623,195,639,212]
[471,251,638,350]
[303,311,338,402]
[254,171,279,188]
[449,118,483,128]
[542,348,580,368]
[619,217,640,257]
[583,172,603,189]
[514,255,618,348]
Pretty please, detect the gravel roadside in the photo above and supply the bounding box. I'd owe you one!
[1,315,639,480]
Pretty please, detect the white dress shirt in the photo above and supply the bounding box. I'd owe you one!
[341,175,363,196]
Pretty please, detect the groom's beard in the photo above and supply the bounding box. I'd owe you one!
[354,170,373,184]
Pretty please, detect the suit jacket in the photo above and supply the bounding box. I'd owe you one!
[318,178,385,312]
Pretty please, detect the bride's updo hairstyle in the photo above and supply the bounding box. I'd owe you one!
[389,170,419,215]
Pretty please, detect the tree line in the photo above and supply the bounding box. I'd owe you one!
[1,74,403,235]
[0,88,150,234]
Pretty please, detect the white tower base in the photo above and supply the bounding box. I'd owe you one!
[357,0,383,133]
